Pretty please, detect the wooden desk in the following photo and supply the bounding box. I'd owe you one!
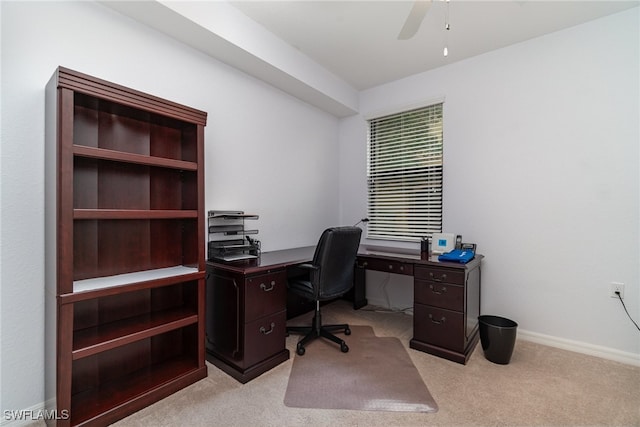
[205,245,482,382]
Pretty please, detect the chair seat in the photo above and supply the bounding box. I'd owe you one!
[288,279,314,300]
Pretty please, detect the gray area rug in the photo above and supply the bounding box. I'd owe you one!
[284,325,438,413]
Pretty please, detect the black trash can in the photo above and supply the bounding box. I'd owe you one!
[478,315,518,364]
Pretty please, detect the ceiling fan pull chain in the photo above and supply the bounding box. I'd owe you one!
[444,0,451,57]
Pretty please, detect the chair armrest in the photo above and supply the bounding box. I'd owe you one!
[297,263,319,271]
[298,263,321,291]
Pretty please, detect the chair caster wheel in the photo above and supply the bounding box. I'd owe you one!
[296,346,306,356]
[345,327,351,335]
[341,343,349,353]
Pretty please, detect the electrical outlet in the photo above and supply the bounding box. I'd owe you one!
[610,282,625,299]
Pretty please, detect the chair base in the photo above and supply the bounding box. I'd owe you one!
[286,306,350,356]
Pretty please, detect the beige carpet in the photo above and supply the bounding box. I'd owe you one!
[284,325,438,412]
[106,300,640,427]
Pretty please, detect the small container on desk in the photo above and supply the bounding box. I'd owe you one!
[420,237,431,260]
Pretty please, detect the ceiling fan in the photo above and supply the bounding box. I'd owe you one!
[398,0,433,40]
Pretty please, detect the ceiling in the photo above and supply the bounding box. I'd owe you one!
[230,0,639,90]
[102,0,638,116]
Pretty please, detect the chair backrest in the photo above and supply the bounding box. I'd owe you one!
[311,226,362,300]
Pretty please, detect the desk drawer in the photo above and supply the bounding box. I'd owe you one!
[359,258,413,276]
[245,270,287,322]
[243,310,287,367]
[415,279,464,311]
[414,303,464,352]
[414,266,465,285]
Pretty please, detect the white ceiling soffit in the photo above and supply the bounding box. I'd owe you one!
[99,0,359,117]
[101,1,638,118]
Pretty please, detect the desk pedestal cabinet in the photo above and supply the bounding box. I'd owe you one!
[356,247,482,365]
[409,262,481,364]
[205,265,290,383]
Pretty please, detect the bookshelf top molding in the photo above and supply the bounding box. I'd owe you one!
[55,66,208,126]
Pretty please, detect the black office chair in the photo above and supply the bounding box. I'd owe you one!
[286,226,362,356]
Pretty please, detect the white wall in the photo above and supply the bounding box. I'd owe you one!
[0,0,339,416]
[339,9,639,359]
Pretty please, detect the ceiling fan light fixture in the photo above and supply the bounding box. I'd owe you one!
[443,0,451,57]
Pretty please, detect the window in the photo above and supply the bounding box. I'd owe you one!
[367,103,443,242]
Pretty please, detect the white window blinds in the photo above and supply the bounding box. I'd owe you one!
[367,103,443,242]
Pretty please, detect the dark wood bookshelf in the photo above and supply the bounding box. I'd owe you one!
[45,66,207,426]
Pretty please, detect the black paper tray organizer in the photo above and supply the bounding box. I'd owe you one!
[207,210,260,261]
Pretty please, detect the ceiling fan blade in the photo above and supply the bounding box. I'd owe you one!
[398,0,432,40]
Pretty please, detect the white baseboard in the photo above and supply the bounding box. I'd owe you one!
[516,328,640,367]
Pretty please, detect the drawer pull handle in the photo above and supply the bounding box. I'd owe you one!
[260,281,276,292]
[428,314,446,325]
[260,322,276,335]
[429,272,447,282]
[429,284,447,295]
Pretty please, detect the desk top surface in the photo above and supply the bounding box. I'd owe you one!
[207,244,482,275]
[207,246,316,275]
